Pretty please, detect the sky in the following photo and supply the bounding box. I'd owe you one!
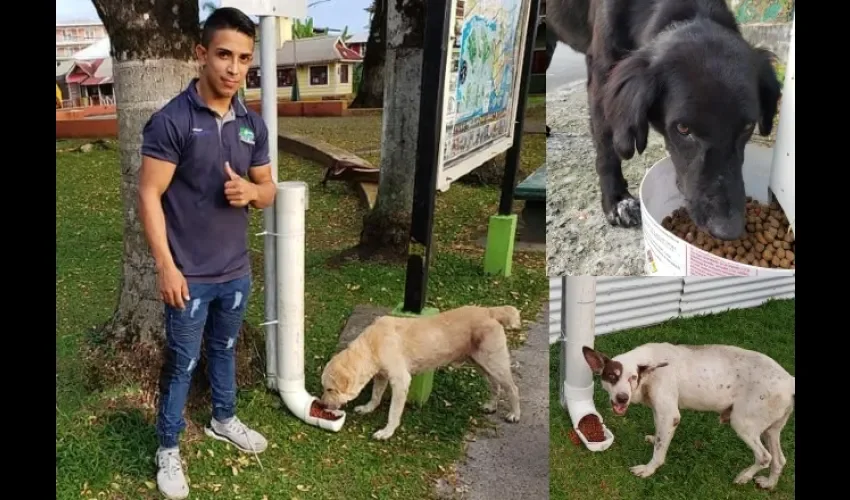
[55,0,373,35]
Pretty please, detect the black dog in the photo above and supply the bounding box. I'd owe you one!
[546,0,781,240]
[544,25,558,137]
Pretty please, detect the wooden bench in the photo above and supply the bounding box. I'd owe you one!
[514,164,546,243]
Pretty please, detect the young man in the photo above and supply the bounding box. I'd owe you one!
[137,7,276,499]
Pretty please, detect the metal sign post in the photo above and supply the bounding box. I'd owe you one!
[401,0,538,311]
[402,0,454,314]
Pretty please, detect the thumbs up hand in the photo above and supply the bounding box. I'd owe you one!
[225,162,240,180]
[223,161,258,207]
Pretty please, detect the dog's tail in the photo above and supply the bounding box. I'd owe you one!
[487,305,521,329]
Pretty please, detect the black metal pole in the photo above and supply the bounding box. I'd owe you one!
[498,0,542,216]
[402,0,453,314]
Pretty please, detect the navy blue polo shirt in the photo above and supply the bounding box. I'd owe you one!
[140,78,271,284]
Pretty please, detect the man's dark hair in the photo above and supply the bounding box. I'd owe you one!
[201,7,256,47]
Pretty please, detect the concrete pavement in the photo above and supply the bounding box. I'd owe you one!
[547,42,586,91]
[448,305,550,500]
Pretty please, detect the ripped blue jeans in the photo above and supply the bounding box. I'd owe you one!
[156,274,252,448]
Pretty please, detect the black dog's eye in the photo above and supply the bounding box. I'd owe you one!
[676,123,690,135]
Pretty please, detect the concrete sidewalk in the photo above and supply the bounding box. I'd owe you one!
[446,305,550,500]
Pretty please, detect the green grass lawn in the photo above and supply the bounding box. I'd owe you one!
[56,118,547,499]
[549,299,795,500]
[279,97,546,175]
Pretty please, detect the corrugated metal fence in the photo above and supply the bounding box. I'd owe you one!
[549,276,795,344]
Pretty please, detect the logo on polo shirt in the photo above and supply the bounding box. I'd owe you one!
[238,126,255,145]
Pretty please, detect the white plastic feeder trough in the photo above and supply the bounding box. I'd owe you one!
[639,18,795,277]
[561,276,615,452]
[267,181,346,433]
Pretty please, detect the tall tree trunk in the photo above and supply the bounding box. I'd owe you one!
[349,0,387,109]
[352,0,426,261]
[92,0,200,344]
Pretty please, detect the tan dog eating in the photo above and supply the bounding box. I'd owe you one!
[319,305,523,440]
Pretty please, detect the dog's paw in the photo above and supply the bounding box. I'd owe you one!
[644,435,656,445]
[372,428,395,440]
[504,412,520,423]
[354,404,375,414]
[481,401,498,414]
[630,464,657,478]
[733,471,755,485]
[604,196,642,228]
[754,476,777,490]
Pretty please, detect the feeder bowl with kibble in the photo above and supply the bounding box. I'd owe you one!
[638,19,795,277]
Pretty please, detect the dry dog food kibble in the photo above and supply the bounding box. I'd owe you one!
[577,414,606,443]
[661,198,795,269]
[310,401,342,421]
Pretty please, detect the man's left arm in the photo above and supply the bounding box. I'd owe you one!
[248,120,276,210]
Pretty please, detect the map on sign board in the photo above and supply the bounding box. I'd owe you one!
[437,0,530,190]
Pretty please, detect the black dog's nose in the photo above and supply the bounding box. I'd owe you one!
[615,393,629,404]
[706,213,746,241]
[708,224,745,241]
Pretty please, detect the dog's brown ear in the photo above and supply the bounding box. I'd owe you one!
[582,346,608,375]
[637,362,669,377]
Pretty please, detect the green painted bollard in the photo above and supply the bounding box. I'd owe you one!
[483,214,518,277]
[390,303,440,406]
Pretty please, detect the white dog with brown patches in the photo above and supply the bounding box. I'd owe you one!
[582,343,795,490]
[319,305,523,440]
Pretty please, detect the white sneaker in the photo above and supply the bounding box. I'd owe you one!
[204,415,268,453]
[155,447,189,499]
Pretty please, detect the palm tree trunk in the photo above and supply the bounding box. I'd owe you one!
[349,0,387,108]
[91,0,200,344]
[351,0,425,261]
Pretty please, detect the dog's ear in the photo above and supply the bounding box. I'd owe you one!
[637,362,669,378]
[603,51,657,159]
[582,346,609,375]
[754,47,782,137]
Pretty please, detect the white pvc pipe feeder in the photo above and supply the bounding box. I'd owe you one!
[274,181,345,432]
[560,276,614,451]
[259,14,279,391]
[232,1,343,431]
[768,15,795,236]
